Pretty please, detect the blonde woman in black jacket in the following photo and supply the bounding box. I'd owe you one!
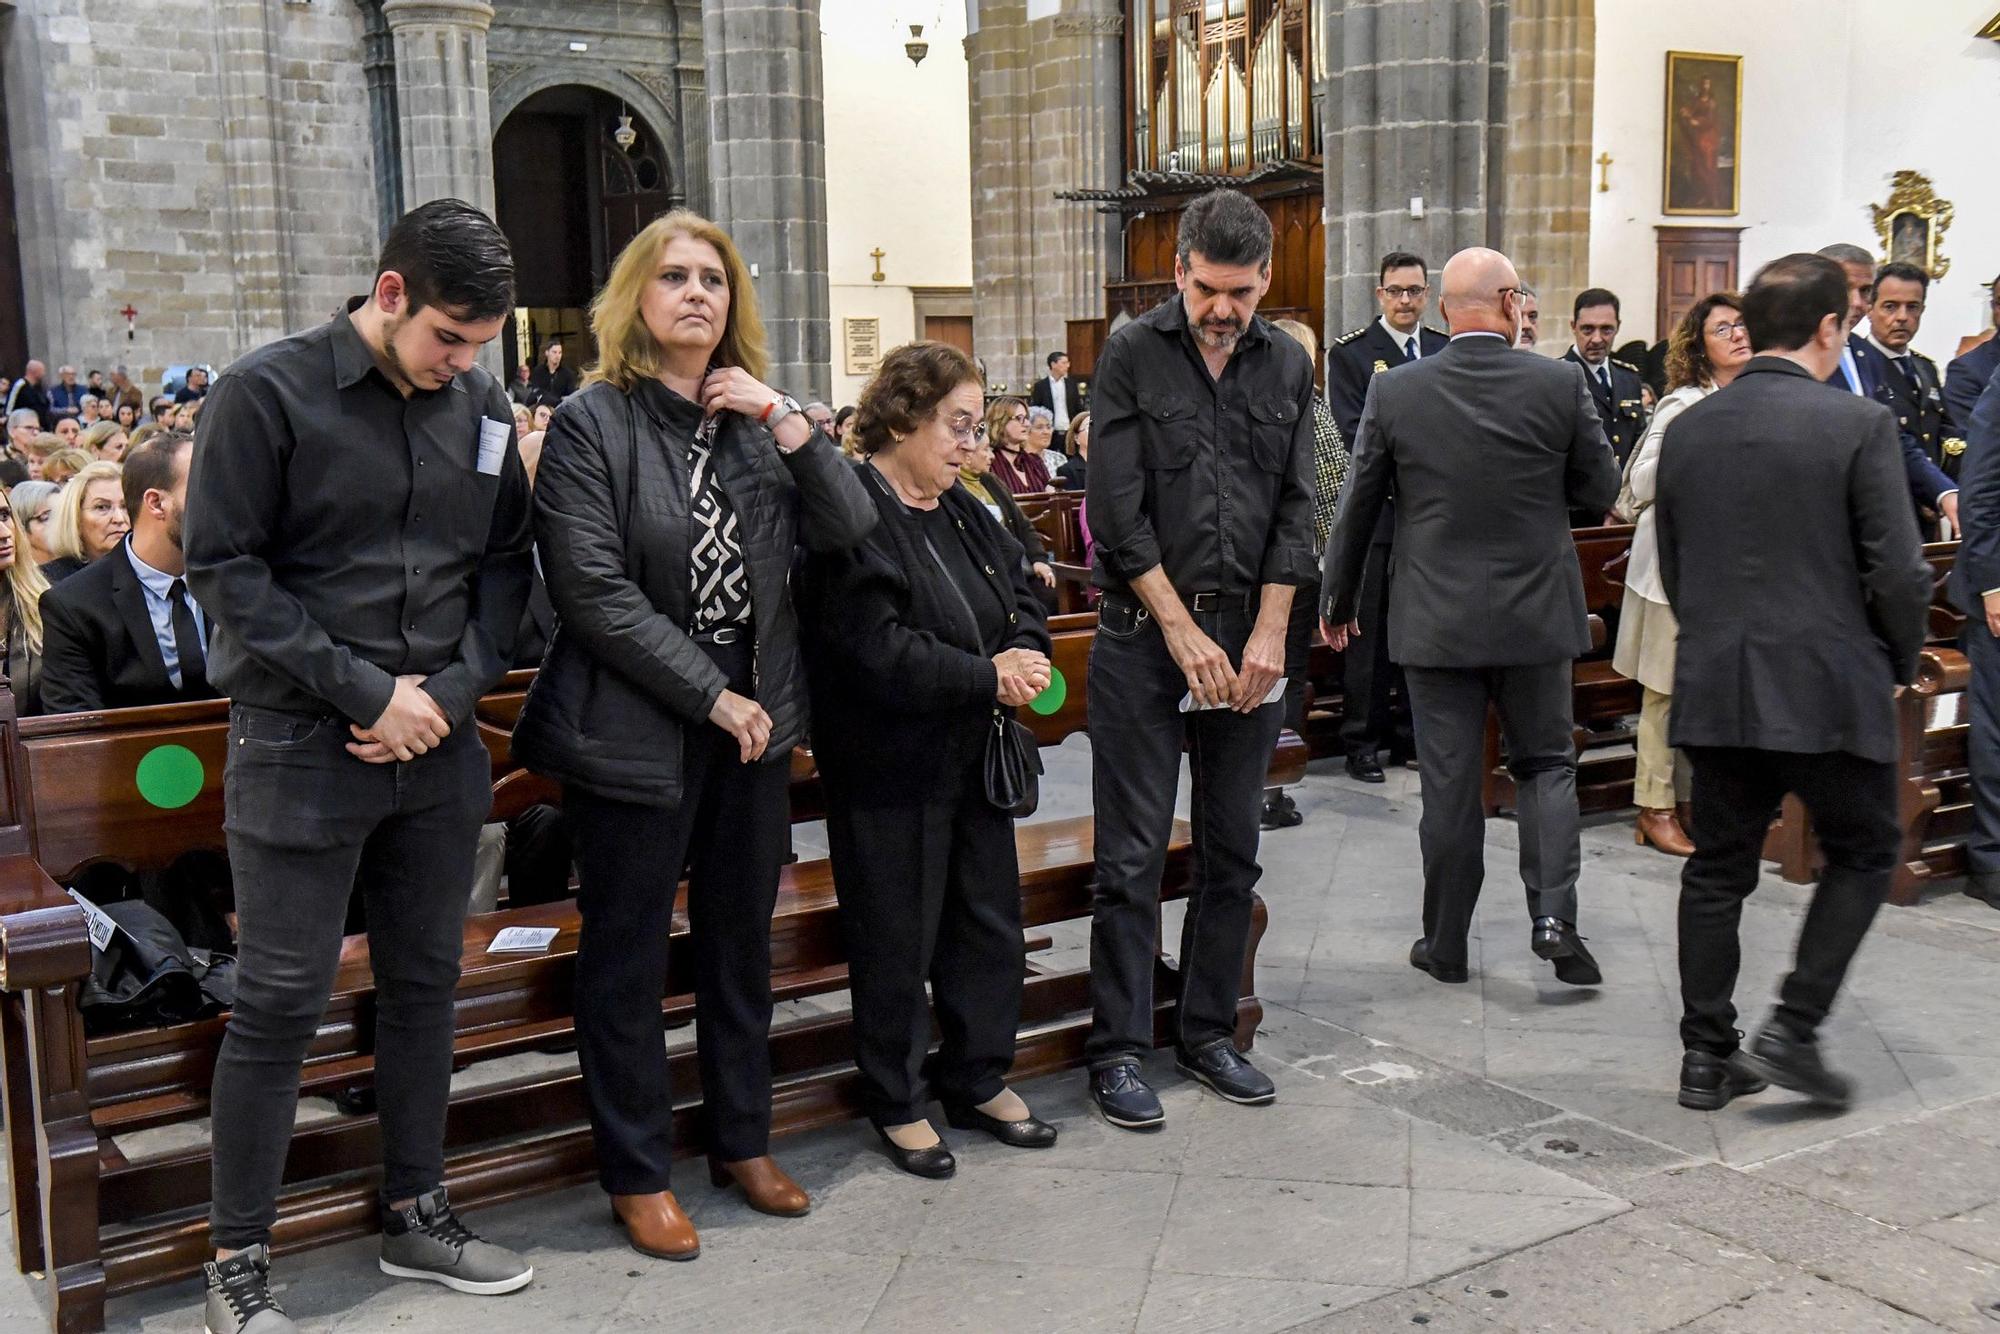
[513,212,874,1259]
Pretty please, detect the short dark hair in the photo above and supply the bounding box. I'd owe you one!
[1873,261,1930,295]
[375,198,516,322]
[121,431,193,518]
[852,341,983,456]
[1742,253,1848,353]
[1047,351,1067,368]
[1176,189,1272,269]
[1378,251,1428,285]
[1573,288,1621,321]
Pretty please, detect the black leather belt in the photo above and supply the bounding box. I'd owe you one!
[1187,591,1256,614]
[692,625,746,645]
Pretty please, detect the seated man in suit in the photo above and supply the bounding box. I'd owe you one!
[40,431,217,712]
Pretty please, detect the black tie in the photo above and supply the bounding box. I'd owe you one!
[1597,365,1612,397]
[169,578,208,695]
[1897,356,1920,393]
[1403,336,1417,361]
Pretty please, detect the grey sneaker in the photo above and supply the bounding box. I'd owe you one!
[203,1244,297,1334]
[378,1188,534,1295]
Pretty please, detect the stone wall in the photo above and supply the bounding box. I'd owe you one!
[1502,0,1594,353]
[2,0,379,384]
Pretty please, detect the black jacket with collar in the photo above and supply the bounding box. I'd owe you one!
[39,539,219,713]
[1327,320,1449,544]
[1563,348,1647,465]
[512,378,877,806]
[801,462,1050,809]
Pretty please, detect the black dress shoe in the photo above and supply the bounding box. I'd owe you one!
[1730,1021,1852,1110]
[943,1101,1058,1148]
[1531,917,1602,986]
[870,1120,957,1178]
[1261,791,1304,830]
[1175,1039,1276,1106]
[1345,752,1386,783]
[1408,937,1469,984]
[1091,1062,1165,1131]
[1677,1049,1768,1110]
[1967,872,2000,909]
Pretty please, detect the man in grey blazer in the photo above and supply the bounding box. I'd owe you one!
[1321,248,1621,987]
[1658,253,1930,1113]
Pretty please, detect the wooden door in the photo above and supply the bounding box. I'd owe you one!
[1655,226,1744,342]
[922,314,973,358]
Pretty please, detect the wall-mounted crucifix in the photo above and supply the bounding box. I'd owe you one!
[869,248,886,283]
[120,304,138,341]
[1596,152,1614,193]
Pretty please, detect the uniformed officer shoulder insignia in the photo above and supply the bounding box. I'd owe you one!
[1914,350,1937,367]
[1333,328,1367,347]
[1611,358,1641,374]
[1372,359,1389,374]
[1946,437,1968,457]
[1423,325,1447,340]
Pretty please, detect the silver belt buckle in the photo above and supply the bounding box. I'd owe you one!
[702,626,741,645]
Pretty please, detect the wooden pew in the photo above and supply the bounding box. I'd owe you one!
[0,613,1298,1332]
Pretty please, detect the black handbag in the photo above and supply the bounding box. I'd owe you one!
[983,709,1043,818]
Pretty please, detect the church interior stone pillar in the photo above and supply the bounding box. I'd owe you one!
[1502,0,1595,352]
[381,0,497,215]
[1321,0,1511,335]
[703,0,833,404]
[967,0,1035,395]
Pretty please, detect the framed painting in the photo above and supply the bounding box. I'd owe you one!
[1871,170,1954,280]
[1663,52,1742,216]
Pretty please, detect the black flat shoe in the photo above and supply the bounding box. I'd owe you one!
[870,1120,957,1178]
[1678,1049,1767,1111]
[1345,752,1386,783]
[1091,1062,1165,1131]
[943,1101,1058,1149]
[1261,791,1304,830]
[1175,1039,1276,1105]
[1409,937,1470,984]
[1532,917,1603,986]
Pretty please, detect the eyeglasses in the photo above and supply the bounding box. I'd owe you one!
[1008,413,1027,425]
[944,416,988,444]
[1495,286,1524,304]
[1706,319,1747,338]
[1380,285,1429,301]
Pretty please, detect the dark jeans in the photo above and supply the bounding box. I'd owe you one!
[826,778,1024,1125]
[1678,746,1897,1055]
[1086,597,1282,1068]
[1341,541,1412,760]
[566,640,790,1193]
[209,704,490,1250]
[1963,623,2000,877]
[1402,662,1582,970]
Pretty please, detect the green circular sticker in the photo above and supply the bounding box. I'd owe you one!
[136,744,205,810]
[1029,666,1068,716]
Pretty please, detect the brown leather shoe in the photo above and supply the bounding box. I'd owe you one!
[708,1155,811,1217]
[610,1191,700,1260]
[1636,808,1694,857]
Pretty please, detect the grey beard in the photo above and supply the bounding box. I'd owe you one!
[1196,323,1242,351]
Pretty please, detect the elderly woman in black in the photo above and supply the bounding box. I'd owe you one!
[513,211,874,1259]
[803,342,1057,1178]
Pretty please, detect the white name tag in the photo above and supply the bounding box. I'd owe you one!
[487,926,559,955]
[1179,678,1286,713]
[67,888,118,951]
[476,418,511,476]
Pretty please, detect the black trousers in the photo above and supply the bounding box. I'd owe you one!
[1678,746,1897,1055]
[1963,623,2000,878]
[826,777,1024,1125]
[1341,541,1412,759]
[1403,661,1582,972]
[1086,600,1281,1068]
[210,705,489,1250]
[566,641,791,1193]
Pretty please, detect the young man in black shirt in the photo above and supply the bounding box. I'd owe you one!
[185,199,536,1333]
[1083,188,1317,1128]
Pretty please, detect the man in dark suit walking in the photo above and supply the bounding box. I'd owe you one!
[1322,247,1620,987]
[1658,253,1931,1113]
[40,432,219,712]
[1029,351,1085,455]
[1946,342,2000,909]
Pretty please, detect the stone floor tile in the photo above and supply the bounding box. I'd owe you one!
[1487,1115,1698,1192]
[1674,1273,1942,1332]
[862,1257,1148,1332]
[1751,1124,2000,1227]
[1513,1082,1724,1161]
[1132,1273,1390,1334]
[1888,1050,2000,1111]
[1812,1227,2000,1332]
[1405,1188,1627,1283]
[1408,1120,1615,1199]
[908,1163,1176,1271]
[1481,1028,1688,1096]
[589,1249,899,1333]
[1001,1060,1206,1177]
[1708,1044,1924,1166]
[1627,1163,1900,1268]
[1921,1098,2000,1150]
[1595,1209,1792,1285]
[1920,1206,2000,1266]
[1284,1287,1510,1332]
[1153,1177,1409,1286]
[1180,1098,1410,1187]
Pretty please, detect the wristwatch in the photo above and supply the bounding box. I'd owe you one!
[759,393,801,428]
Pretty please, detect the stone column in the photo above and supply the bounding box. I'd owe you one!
[213,0,297,348]
[1321,0,1511,334]
[967,0,1035,395]
[703,0,832,404]
[381,0,497,215]
[1502,0,1595,352]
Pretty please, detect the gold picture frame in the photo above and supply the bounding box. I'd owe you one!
[1662,51,1742,216]
[1871,170,1954,280]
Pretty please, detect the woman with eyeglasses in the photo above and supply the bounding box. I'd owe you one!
[958,428,1058,610]
[984,396,1048,495]
[802,341,1058,1179]
[1615,292,1751,857]
[0,486,50,715]
[41,459,128,584]
[10,481,60,567]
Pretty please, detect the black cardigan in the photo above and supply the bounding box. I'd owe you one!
[802,464,1051,808]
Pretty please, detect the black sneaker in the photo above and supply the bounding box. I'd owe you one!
[203,1244,297,1333]
[1677,1049,1768,1110]
[1730,1020,1852,1111]
[1176,1039,1277,1106]
[1091,1061,1165,1130]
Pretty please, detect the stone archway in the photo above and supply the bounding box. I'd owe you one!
[488,65,684,210]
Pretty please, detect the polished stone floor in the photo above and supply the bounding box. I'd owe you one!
[8,744,2000,1332]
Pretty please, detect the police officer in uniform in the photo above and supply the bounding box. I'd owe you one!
[1854,261,1963,531]
[1562,287,1645,470]
[1326,250,1448,782]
